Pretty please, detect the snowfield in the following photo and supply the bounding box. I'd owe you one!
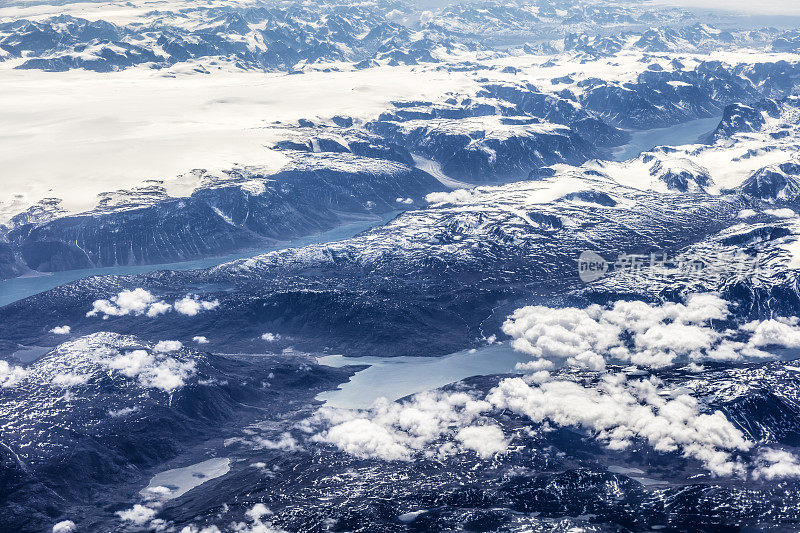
[0,62,478,221]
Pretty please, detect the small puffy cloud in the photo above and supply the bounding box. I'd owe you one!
[228,503,283,533]
[146,301,173,317]
[744,317,800,348]
[317,418,411,460]
[261,332,280,342]
[51,373,89,388]
[312,392,495,461]
[116,504,156,526]
[107,350,154,378]
[108,406,139,418]
[174,296,220,316]
[52,521,76,533]
[0,360,27,388]
[737,209,758,219]
[105,349,196,392]
[106,288,155,314]
[253,432,300,452]
[193,336,209,344]
[179,526,223,533]
[686,362,705,373]
[50,325,71,335]
[752,448,800,480]
[246,503,272,521]
[88,289,218,319]
[142,485,173,499]
[455,425,508,458]
[502,293,800,370]
[386,8,404,20]
[87,288,168,319]
[395,197,413,205]
[154,340,183,353]
[425,189,474,205]
[487,373,750,476]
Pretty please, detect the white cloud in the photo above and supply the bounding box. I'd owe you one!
[116,504,156,526]
[154,340,183,353]
[50,325,71,335]
[744,317,800,348]
[752,448,800,480]
[764,208,797,219]
[174,295,220,316]
[87,288,167,319]
[312,392,499,461]
[229,503,285,533]
[686,363,705,373]
[253,433,300,452]
[425,188,474,205]
[105,349,196,392]
[455,425,508,458]
[246,504,272,521]
[106,350,154,378]
[179,526,223,533]
[0,360,27,388]
[193,336,209,344]
[108,406,139,418]
[51,373,89,388]
[502,294,800,370]
[261,332,280,342]
[316,418,411,460]
[142,485,173,499]
[147,301,173,317]
[52,520,76,533]
[487,373,750,476]
[87,289,218,319]
[309,293,800,478]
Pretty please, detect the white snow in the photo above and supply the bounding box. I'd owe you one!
[648,0,800,16]
[0,62,478,222]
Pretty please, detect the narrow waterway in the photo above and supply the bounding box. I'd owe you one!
[0,212,397,308]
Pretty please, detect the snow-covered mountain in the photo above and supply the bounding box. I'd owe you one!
[4,0,800,531]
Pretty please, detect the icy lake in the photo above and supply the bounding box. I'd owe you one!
[612,115,722,161]
[140,457,231,500]
[316,343,525,409]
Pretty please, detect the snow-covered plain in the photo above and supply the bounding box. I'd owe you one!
[0,0,258,24]
[0,62,478,221]
[649,0,800,17]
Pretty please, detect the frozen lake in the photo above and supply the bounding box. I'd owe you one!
[141,457,230,500]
